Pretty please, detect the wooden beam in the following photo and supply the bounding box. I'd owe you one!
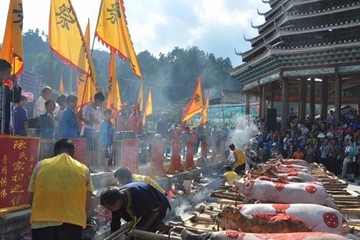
[320,77,329,120]
[261,85,266,119]
[299,78,307,122]
[281,74,289,132]
[334,70,342,126]
[245,92,250,115]
[310,78,315,121]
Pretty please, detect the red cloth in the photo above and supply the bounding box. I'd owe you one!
[128,112,142,134]
[116,113,128,131]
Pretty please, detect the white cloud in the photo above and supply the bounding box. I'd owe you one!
[0,0,270,67]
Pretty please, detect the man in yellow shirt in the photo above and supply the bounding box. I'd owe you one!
[28,138,94,240]
[114,166,166,194]
[223,165,239,185]
[229,143,246,175]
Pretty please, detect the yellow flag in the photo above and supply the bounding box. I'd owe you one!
[107,51,122,113]
[142,89,152,125]
[95,0,142,78]
[49,0,97,86]
[197,90,209,126]
[182,77,203,122]
[59,69,65,93]
[137,85,143,111]
[0,0,24,75]
[76,19,96,107]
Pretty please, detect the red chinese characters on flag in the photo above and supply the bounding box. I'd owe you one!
[0,136,40,209]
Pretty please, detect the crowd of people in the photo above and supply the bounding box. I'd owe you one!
[3,57,360,239]
[225,107,360,184]
[3,55,360,179]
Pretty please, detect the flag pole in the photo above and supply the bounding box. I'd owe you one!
[50,49,53,89]
[12,58,16,136]
[91,0,103,55]
[68,2,97,104]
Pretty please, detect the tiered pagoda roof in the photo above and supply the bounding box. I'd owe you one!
[232,0,360,89]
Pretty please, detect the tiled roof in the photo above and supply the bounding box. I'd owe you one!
[232,0,360,84]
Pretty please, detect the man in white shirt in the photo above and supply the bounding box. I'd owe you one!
[33,86,52,118]
[80,92,105,172]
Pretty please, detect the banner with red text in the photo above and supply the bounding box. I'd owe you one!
[0,136,40,209]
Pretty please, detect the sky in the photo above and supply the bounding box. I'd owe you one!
[0,0,270,67]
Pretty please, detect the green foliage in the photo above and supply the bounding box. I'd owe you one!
[22,29,240,115]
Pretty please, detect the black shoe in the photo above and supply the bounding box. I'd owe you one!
[90,168,98,173]
[349,179,355,183]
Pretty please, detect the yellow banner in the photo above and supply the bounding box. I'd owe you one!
[59,69,65,93]
[107,51,122,112]
[0,0,24,75]
[197,90,209,126]
[182,77,203,122]
[95,0,142,78]
[76,20,96,107]
[137,85,143,111]
[49,0,97,87]
[76,73,91,108]
[142,89,152,125]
